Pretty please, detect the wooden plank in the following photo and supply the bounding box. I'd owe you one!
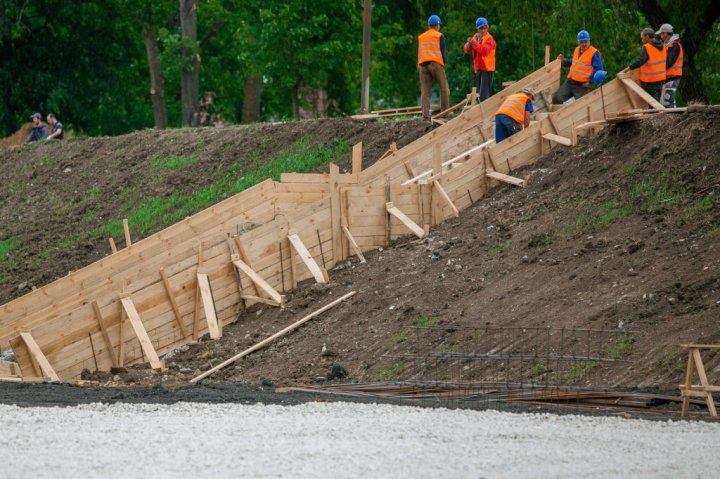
[120,298,165,370]
[542,133,572,147]
[329,163,343,263]
[108,238,117,254]
[352,142,363,175]
[197,273,221,339]
[691,348,717,417]
[91,300,119,368]
[122,218,132,247]
[19,332,60,381]
[385,202,426,238]
[342,225,367,263]
[233,259,285,305]
[190,291,356,383]
[620,78,665,110]
[486,171,527,187]
[402,140,493,185]
[287,234,327,284]
[432,180,459,218]
[10,334,41,378]
[160,268,188,338]
[193,242,204,339]
[240,295,282,307]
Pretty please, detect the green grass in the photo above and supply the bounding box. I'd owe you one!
[609,336,634,360]
[623,166,637,177]
[90,136,349,240]
[152,155,199,171]
[495,239,512,253]
[707,223,720,237]
[376,363,405,379]
[529,361,548,377]
[416,314,438,328]
[565,360,597,381]
[684,194,715,221]
[0,240,19,262]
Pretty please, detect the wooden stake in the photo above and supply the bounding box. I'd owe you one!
[385,175,391,244]
[197,273,221,339]
[11,333,60,381]
[352,142,363,175]
[190,291,356,383]
[193,242,204,340]
[92,300,119,367]
[108,238,117,254]
[287,233,328,284]
[233,259,286,305]
[329,163,342,263]
[88,332,99,371]
[341,225,366,263]
[120,297,165,370]
[159,268,188,338]
[118,280,128,367]
[122,218,132,247]
[433,180,459,218]
[287,234,297,289]
[234,236,260,297]
[544,45,550,65]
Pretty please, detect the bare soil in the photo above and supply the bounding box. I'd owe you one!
[1,110,719,404]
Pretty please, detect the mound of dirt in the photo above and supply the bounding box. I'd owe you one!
[0,118,431,302]
[2,110,719,392]
[0,123,33,147]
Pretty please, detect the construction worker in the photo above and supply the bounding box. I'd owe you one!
[25,113,47,143]
[657,23,683,107]
[418,14,450,119]
[627,27,667,102]
[552,30,603,104]
[463,17,496,102]
[46,113,65,140]
[495,88,534,144]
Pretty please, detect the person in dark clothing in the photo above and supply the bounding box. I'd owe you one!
[418,14,450,119]
[46,113,65,140]
[656,23,683,108]
[627,27,667,102]
[26,113,48,143]
[552,30,603,104]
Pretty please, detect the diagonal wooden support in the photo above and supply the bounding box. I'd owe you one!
[620,78,665,110]
[486,171,527,188]
[432,180,459,218]
[233,259,286,306]
[402,140,494,185]
[234,237,261,297]
[542,133,573,147]
[287,233,328,284]
[196,273,221,339]
[159,268,188,338]
[386,202,426,238]
[120,297,166,370]
[342,224,366,263]
[10,332,60,381]
[91,300,119,368]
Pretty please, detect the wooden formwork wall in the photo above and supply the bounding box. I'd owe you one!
[0,62,647,382]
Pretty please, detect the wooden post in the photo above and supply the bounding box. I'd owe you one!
[341,222,366,263]
[108,238,117,254]
[544,45,550,66]
[197,273,221,339]
[122,218,132,247]
[234,236,261,297]
[118,280,128,366]
[193,242,204,340]
[470,86,478,105]
[385,176,391,244]
[329,163,343,263]
[92,300,119,368]
[160,268,188,338]
[352,142,363,176]
[287,233,297,289]
[433,180,459,218]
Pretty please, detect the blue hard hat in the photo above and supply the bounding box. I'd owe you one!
[593,70,607,86]
[475,17,488,29]
[577,30,591,41]
[428,15,441,26]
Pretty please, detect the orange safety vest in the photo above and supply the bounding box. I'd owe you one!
[418,29,444,66]
[478,33,496,72]
[567,46,598,83]
[496,93,530,124]
[667,40,683,77]
[640,43,667,83]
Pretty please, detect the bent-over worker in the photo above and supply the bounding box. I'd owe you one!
[495,88,534,144]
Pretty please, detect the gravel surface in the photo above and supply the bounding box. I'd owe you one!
[2,402,718,478]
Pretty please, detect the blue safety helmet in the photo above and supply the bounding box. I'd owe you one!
[577,30,591,41]
[475,17,488,29]
[593,70,607,86]
[428,15,441,27]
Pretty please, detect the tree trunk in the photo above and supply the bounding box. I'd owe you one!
[638,0,720,103]
[143,26,168,129]
[180,0,200,126]
[241,75,263,123]
[291,79,301,120]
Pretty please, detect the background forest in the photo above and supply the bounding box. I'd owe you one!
[1,0,718,137]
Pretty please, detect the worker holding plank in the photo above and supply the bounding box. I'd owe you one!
[463,17,496,102]
[553,30,604,105]
[494,88,534,143]
[418,14,450,119]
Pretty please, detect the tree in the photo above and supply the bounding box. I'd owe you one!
[179,0,200,126]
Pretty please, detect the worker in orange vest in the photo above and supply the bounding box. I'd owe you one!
[627,27,667,102]
[656,23,683,107]
[495,88,534,143]
[463,17,496,102]
[418,15,450,119]
[552,30,603,104]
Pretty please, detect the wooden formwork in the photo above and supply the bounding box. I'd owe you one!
[0,63,646,382]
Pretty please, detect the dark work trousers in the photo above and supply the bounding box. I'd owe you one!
[475,70,494,102]
[419,62,450,119]
[495,114,522,143]
[661,77,681,107]
[552,79,590,104]
[641,80,663,102]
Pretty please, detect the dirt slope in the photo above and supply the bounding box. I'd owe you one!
[3,111,720,391]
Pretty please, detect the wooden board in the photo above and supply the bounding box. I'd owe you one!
[120,297,165,370]
[386,202,426,238]
[197,273,221,339]
[486,171,527,187]
[287,234,328,284]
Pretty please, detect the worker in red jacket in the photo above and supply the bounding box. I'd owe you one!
[627,27,667,102]
[656,23,683,107]
[495,88,534,143]
[418,15,450,119]
[463,17,496,102]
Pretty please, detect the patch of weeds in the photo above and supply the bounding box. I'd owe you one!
[609,336,634,360]
[527,232,554,248]
[80,186,101,205]
[623,166,637,177]
[627,177,684,213]
[376,363,404,379]
[435,341,458,353]
[707,223,720,237]
[416,314,438,328]
[12,181,28,195]
[152,155,200,171]
[56,235,84,250]
[495,239,512,253]
[0,240,19,262]
[561,360,597,382]
[529,361,548,377]
[684,194,715,221]
[392,331,409,343]
[576,200,629,228]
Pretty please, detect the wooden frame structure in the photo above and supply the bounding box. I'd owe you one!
[680,344,719,418]
[0,61,651,382]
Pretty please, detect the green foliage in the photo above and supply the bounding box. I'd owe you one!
[609,336,634,360]
[376,363,405,379]
[684,194,716,221]
[623,166,637,177]
[0,240,18,262]
[415,314,438,328]
[530,361,548,377]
